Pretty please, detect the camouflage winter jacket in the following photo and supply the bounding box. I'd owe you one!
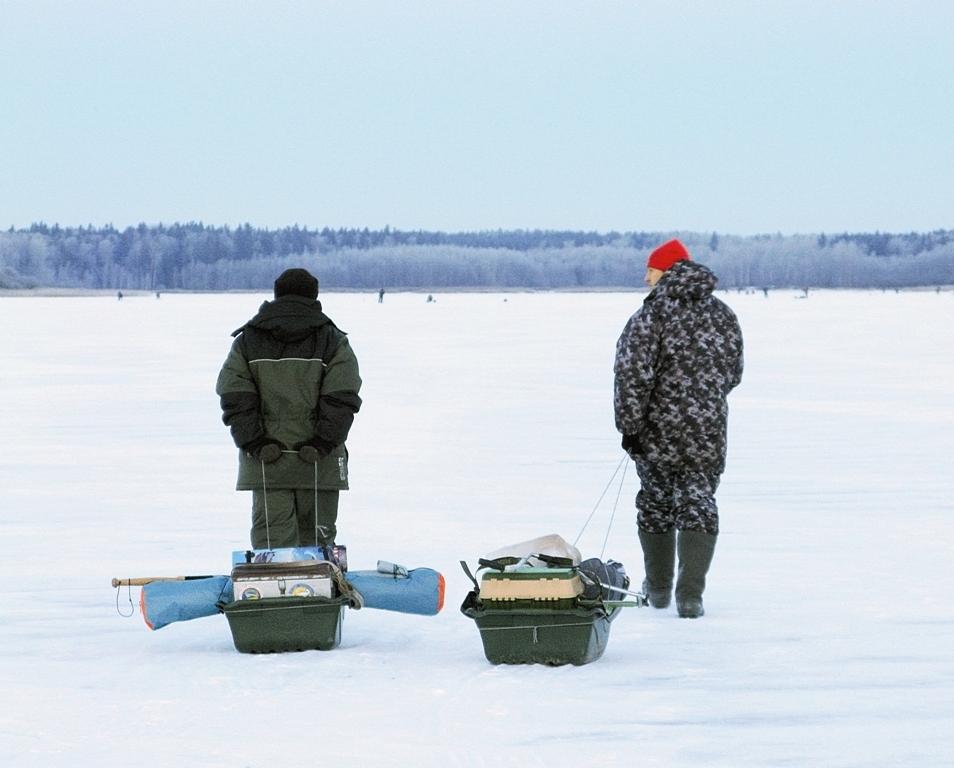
[614,261,743,474]
[216,294,362,491]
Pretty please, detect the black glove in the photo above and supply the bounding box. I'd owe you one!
[245,437,284,464]
[295,437,337,464]
[621,434,641,456]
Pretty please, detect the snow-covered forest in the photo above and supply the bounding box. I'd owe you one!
[2,223,953,291]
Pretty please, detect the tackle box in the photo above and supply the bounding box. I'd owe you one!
[478,566,583,609]
[221,595,348,653]
[231,561,335,600]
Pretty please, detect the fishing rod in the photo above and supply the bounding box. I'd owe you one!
[111,575,219,588]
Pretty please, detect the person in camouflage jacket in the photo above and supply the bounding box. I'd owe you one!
[614,239,743,618]
[216,268,362,549]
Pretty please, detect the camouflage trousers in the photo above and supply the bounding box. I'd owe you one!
[251,488,339,549]
[632,458,721,535]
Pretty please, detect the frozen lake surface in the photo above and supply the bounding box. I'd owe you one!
[1,288,953,767]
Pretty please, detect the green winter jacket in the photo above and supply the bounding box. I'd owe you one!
[215,294,362,491]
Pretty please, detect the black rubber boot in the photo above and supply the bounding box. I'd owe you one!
[675,530,717,618]
[638,529,676,608]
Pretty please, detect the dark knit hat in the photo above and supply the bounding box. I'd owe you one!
[647,239,691,271]
[274,268,319,299]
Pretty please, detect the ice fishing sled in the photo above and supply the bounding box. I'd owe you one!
[115,545,444,653]
[220,558,350,652]
[460,534,641,666]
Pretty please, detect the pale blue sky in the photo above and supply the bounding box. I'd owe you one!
[1,1,952,235]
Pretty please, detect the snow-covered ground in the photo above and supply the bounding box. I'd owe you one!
[1,288,953,767]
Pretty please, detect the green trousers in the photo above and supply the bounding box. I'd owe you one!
[250,489,339,548]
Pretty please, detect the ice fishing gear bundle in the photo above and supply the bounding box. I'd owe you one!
[113,545,445,653]
[460,462,647,666]
[460,534,641,666]
[221,549,446,653]
[113,459,445,652]
[222,553,353,653]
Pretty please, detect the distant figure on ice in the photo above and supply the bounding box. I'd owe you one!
[216,268,362,548]
[378,287,385,303]
[426,294,435,303]
[614,239,743,619]
[117,290,123,301]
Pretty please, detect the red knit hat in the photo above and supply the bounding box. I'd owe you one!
[647,239,691,271]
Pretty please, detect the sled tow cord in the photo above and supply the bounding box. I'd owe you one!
[261,459,271,550]
[572,455,626,548]
[600,459,628,560]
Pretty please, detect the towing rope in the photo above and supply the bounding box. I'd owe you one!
[600,460,629,560]
[572,455,629,553]
[261,459,271,550]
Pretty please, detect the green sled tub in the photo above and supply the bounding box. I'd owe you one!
[460,592,620,666]
[220,595,348,653]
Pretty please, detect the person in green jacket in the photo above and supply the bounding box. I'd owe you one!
[216,268,362,549]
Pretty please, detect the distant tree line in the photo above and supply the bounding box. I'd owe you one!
[2,222,952,290]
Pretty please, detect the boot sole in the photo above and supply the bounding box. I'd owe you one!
[677,600,704,618]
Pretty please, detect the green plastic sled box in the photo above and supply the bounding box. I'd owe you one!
[461,592,620,666]
[221,595,348,653]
